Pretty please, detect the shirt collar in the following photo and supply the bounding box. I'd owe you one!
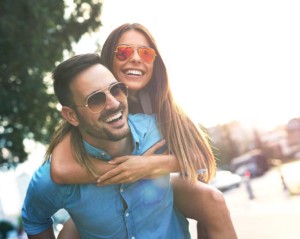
[83,141,111,161]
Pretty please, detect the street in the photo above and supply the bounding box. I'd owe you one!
[189,159,300,239]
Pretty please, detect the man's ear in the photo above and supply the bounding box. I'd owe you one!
[61,106,79,127]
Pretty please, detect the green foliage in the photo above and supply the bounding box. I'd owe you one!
[0,0,102,167]
[210,123,243,169]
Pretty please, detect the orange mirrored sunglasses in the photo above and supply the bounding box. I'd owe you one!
[114,45,156,63]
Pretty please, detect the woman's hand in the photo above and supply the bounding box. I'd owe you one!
[142,139,167,156]
[96,140,172,186]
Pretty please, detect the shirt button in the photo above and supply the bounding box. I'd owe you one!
[131,237,135,239]
[125,213,129,217]
[120,188,124,193]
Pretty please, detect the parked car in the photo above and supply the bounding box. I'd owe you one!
[230,149,269,177]
[210,170,242,192]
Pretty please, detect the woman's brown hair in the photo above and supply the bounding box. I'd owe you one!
[101,23,216,182]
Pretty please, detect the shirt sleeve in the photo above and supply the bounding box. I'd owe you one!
[22,160,66,235]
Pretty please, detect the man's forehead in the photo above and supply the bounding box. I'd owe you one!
[80,64,113,79]
[72,64,117,93]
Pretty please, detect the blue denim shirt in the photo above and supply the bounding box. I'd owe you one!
[22,114,190,239]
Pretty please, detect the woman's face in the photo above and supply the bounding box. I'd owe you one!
[112,30,154,93]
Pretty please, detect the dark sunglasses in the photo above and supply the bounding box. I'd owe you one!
[114,45,156,63]
[74,82,128,113]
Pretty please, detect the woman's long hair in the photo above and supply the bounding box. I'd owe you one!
[45,120,98,177]
[101,23,216,183]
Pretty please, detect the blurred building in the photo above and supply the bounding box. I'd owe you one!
[257,117,300,160]
[286,118,300,156]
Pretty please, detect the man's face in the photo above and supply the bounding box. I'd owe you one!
[70,64,130,146]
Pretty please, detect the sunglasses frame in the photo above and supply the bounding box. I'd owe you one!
[74,82,128,113]
[114,45,157,63]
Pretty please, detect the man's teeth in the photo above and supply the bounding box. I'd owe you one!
[105,112,122,123]
[126,70,142,76]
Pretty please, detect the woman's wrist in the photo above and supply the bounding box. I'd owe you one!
[168,154,180,172]
[148,154,179,177]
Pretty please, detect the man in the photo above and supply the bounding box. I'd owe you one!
[22,53,190,239]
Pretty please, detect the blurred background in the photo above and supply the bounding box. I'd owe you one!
[1,0,300,238]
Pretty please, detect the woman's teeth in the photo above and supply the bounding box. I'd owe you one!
[126,70,142,76]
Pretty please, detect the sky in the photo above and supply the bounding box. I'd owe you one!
[74,0,300,130]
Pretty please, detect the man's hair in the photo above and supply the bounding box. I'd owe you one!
[53,53,102,107]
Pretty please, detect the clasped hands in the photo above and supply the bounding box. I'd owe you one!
[96,140,170,186]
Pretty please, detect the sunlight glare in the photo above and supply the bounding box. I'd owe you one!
[75,0,300,129]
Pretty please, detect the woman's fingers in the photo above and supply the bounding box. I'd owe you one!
[97,167,122,185]
[108,156,129,164]
[143,140,166,156]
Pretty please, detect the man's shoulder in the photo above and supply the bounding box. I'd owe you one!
[128,113,158,134]
[128,113,156,124]
[29,160,63,191]
[24,160,70,208]
[128,114,162,154]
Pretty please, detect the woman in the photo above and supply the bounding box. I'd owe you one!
[51,23,237,239]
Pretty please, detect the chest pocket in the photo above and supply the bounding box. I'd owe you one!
[132,176,171,205]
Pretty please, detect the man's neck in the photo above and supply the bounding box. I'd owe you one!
[105,137,133,157]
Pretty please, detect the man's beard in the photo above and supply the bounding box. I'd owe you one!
[75,106,130,142]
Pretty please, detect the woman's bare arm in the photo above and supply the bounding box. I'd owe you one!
[51,132,180,185]
[57,219,80,239]
[50,132,116,184]
[97,153,179,185]
[27,227,55,239]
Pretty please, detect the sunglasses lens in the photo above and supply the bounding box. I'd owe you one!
[110,83,128,100]
[115,46,156,63]
[87,92,106,113]
[115,46,134,61]
[86,83,128,113]
[139,47,156,63]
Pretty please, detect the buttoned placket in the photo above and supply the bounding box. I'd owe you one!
[121,134,139,239]
[119,184,136,239]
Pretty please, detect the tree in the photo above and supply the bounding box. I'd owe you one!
[0,220,15,239]
[0,0,102,168]
[209,123,242,169]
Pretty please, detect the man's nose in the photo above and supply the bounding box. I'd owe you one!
[104,93,120,110]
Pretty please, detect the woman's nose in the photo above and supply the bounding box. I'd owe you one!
[129,49,142,63]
